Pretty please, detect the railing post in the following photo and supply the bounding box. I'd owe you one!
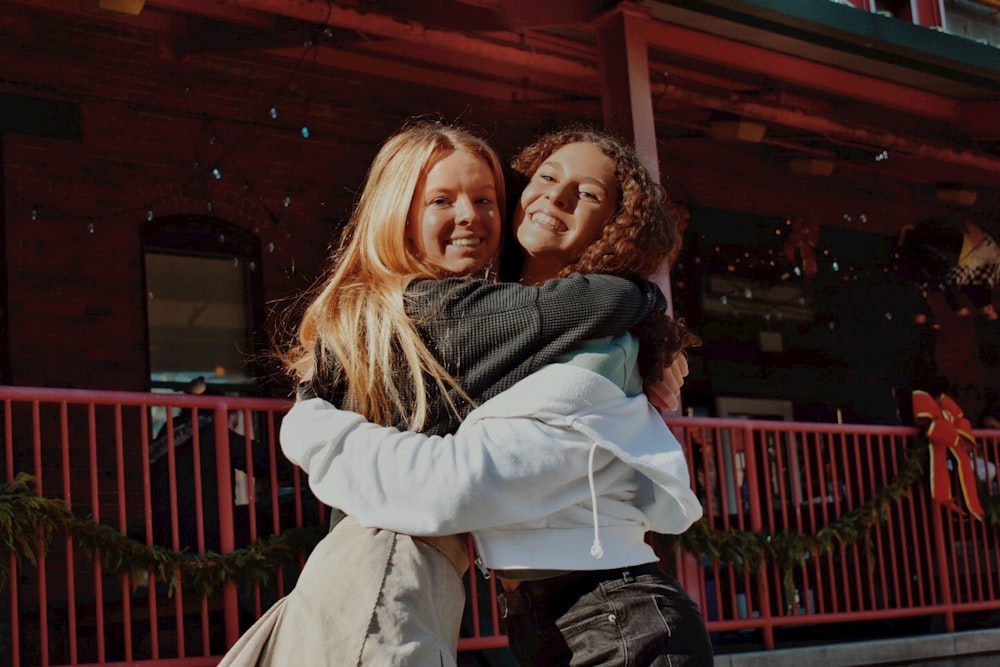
[675,549,706,611]
[929,501,956,632]
[214,404,241,647]
[669,421,706,611]
[740,422,775,649]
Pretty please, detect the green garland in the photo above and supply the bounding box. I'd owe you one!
[656,436,1000,607]
[3,437,999,606]
[0,472,325,597]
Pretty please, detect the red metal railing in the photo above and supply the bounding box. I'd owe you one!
[669,416,1000,649]
[4,386,1000,665]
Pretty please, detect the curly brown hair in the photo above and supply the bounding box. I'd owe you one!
[511,125,682,279]
[511,125,700,385]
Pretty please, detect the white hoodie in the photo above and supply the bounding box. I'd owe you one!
[280,363,703,573]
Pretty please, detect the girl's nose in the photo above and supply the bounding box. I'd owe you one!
[454,196,476,224]
[546,184,573,209]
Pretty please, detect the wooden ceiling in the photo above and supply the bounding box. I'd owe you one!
[20,0,1000,237]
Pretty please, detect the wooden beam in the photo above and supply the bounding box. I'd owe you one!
[643,19,961,124]
[656,83,1000,181]
[146,0,277,28]
[498,0,608,28]
[221,0,600,82]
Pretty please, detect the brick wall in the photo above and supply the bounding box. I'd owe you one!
[1,2,574,393]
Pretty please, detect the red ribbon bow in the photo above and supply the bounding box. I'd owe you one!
[911,390,984,521]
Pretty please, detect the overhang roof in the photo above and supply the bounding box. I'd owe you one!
[17,0,1000,236]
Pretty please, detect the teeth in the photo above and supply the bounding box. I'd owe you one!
[451,238,481,247]
[532,212,563,231]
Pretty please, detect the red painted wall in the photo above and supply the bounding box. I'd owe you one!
[0,3,567,394]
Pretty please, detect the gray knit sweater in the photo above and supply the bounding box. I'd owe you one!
[310,273,665,436]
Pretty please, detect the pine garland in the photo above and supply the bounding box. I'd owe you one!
[0,472,325,597]
[3,435,998,607]
[657,436,999,606]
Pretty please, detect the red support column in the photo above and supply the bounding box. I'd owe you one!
[594,6,703,608]
[911,0,945,27]
[594,2,659,180]
[593,2,676,317]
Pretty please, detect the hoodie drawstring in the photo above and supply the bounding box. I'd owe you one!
[587,441,604,559]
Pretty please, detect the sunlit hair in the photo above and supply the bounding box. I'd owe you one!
[511,125,699,381]
[283,121,506,430]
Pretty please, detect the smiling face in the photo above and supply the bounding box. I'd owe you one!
[407,150,502,276]
[513,141,619,283]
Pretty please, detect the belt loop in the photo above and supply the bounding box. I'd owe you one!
[498,589,530,618]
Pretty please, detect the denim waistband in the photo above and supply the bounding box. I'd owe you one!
[497,562,662,619]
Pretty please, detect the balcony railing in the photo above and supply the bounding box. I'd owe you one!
[3,386,1000,666]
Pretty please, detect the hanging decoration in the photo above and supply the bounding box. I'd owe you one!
[783,217,820,278]
[911,390,985,520]
[896,218,1000,319]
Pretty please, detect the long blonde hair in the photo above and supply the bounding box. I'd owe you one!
[284,121,506,430]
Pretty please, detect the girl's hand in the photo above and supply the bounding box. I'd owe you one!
[645,353,688,412]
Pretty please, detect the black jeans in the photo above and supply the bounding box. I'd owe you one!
[500,564,713,666]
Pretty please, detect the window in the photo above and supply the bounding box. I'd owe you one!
[142,215,264,395]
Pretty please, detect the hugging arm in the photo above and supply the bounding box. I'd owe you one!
[409,273,668,404]
[281,397,602,535]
